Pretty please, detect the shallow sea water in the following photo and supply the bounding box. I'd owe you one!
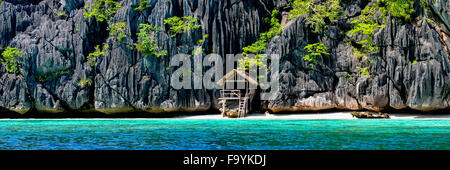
[0,119,449,150]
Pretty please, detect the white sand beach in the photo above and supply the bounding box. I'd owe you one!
[178,112,450,120]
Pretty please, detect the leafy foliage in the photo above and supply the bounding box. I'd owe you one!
[136,24,167,57]
[239,10,282,70]
[344,72,353,79]
[134,0,151,11]
[196,34,209,45]
[289,0,342,33]
[164,16,201,37]
[1,47,23,73]
[192,35,208,55]
[108,22,128,42]
[348,0,420,60]
[83,0,122,22]
[56,10,66,17]
[242,10,282,56]
[303,43,330,66]
[87,44,107,67]
[356,66,370,77]
[78,78,93,88]
[384,0,416,21]
[35,69,70,82]
[346,0,419,77]
[192,47,203,56]
[348,1,386,60]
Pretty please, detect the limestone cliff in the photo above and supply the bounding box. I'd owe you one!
[0,0,448,117]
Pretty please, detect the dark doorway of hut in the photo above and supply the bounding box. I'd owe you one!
[217,69,259,118]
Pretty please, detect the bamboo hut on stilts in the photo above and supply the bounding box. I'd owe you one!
[216,69,258,118]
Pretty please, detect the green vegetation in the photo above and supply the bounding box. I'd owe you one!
[242,10,282,56]
[192,47,203,56]
[108,22,128,42]
[78,78,93,88]
[239,10,282,70]
[196,34,209,45]
[56,10,66,17]
[164,16,201,37]
[426,18,435,24]
[346,0,421,77]
[287,1,340,67]
[356,66,370,77]
[384,0,416,22]
[82,1,203,61]
[348,1,386,60]
[192,34,209,55]
[75,24,80,33]
[285,0,425,78]
[303,43,330,66]
[136,24,167,57]
[83,0,123,67]
[35,69,70,82]
[102,15,203,58]
[134,0,151,11]
[87,45,107,67]
[344,72,353,79]
[289,0,342,33]
[1,47,23,74]
[83,0,122,22]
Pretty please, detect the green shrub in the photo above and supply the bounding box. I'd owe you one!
[192,34,208,56]
[242,10,282,56]
[1,47,23,73]
[164,16,201,37]
[303,43,330,66]
[356,66,370,77]
[87,44,107,67]
[196,34,208,45]
[35,69,70,82]
[348,0,419,60]
[289,0,342,33]
[108,22,128,42]
[244,10,281,54]
[239,10,282,70]
[83,0,122,22]
[136,24,167,57]
[383,0,415,22]
[192,47,203,56]
[78,78,93,88]
[56,10,66,17]
[134,0,151,11]
[344,72,353,79]
[348,1,386,60]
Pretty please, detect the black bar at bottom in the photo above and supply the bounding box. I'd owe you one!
[0,150,446,169]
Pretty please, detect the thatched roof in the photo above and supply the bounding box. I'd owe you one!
[216,69,258,85]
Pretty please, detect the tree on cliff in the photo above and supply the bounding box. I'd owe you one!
[1,47,23,74]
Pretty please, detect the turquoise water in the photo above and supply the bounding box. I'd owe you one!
[0,119,449,150]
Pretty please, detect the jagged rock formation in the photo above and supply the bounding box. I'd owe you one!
[0,0,448,116]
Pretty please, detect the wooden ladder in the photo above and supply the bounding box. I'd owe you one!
[238,95,248,118]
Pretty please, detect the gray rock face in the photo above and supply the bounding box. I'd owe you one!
[265,7,450,112]
[0,0,448,116]
[431,0,450,34]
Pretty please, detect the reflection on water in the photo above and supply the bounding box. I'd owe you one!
[0,119,449,150]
